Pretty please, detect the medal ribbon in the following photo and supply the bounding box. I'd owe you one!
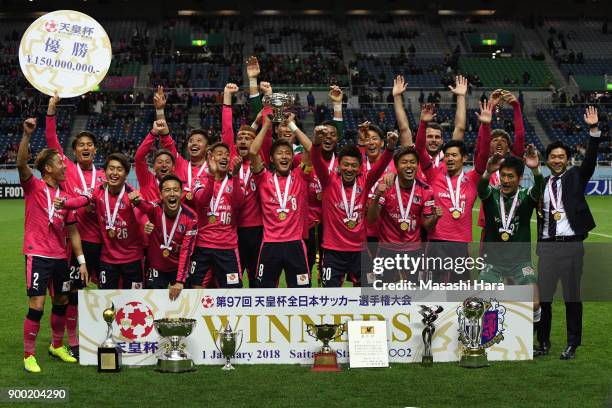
[77,164,96,195]
[340,179,357,223]
[445,170,464,214]
[186,161,208,193]
[104,185,125,230]
[45,186,60,225]
[274,173,292,215]
[395,178,416,223]
[208,175,229,217]
[498,190,519,235]
[161,207,182,251]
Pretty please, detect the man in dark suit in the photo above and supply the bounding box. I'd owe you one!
[534,106,602,360]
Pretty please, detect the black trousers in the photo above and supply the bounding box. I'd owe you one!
[537,242,584,347]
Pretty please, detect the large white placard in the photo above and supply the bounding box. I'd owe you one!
[78,288,533,366]
[19,10,112,97]
[347,320,389,368]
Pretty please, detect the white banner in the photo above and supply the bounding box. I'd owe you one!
[19,10,112,97]
[79,288,533,366]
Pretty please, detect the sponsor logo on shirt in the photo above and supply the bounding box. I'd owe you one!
[297,274,310,285]
[226,273,239,284]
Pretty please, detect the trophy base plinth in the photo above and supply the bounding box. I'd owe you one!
[311,352,341,372]
[221,364,235,371]
[97,346,122,372]
[421,355,434,367]
[459,351,489,368]
[155,358,196,373]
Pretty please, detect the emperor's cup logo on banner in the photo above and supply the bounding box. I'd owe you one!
[19,10,112,97]
[116,301,155,341]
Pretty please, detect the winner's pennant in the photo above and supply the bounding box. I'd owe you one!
[18,10,112,98]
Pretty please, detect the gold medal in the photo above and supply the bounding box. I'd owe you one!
[500,232,510,241]
[346,220,357,229]
[208,215,217,224]
[278,212,287,221]
[186,192,193,201]
[400,221,409,231]
[451,210,461,220]
[553,212,562,221]
[107,229,116,239]
[316,192,322,201]
[162,248,170,257]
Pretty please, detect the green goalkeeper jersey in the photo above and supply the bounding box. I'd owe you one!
[478,173,543,264]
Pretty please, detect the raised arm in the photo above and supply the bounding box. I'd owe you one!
[17,118,36,182]
[246,56,264,123]
[153,85,167,121]
[474,100,493,175]
[365,132,398,190]
[222,83,239,149]
[45,93,64,154]
[367,182,387,223]
[580,106,602,185]
[392,75,413,146]
[330,85,344,141]
[523,144,544,202]
[501,92,525,157]
[311,126,332,188]
[231,156,244,210]
[415,104,435,172]
[449,75,468,141]
[479,153,503,200]
[249,116,272,174]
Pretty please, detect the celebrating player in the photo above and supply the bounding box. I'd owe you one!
[416,101,492,283]
[45,92,104,358]
[56,153,144,289]
[189,145,244,288]
[313,126,398,287]
[367,146,440,282]
[478,147,543,318]
[134,119,176,202]
[18,118,88,372]
[249,116,313,288]
[129,175,201,300]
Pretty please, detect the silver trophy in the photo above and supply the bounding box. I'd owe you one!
[154,318,197,373]
[262,93,294,122]
[457,297,491,368]
[213,324,243,370]
[419,305,444,367]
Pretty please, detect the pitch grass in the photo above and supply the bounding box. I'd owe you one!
[1,198,612,408]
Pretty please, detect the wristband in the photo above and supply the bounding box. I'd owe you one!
[249,78,257,88]
[333,103,342,113]
[251,121,258,129]
[155,109,164,116]
[77,255,86,265]
[288,122,298,132]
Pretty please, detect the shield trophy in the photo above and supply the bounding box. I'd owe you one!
[306,323,346,372]
[457,297,491,368]
[213,324,244,370]
[154,318,197,373]
[262,93,294,122]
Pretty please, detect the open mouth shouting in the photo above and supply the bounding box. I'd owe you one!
[166,195,180,211]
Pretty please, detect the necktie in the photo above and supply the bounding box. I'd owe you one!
[548,176,560,238]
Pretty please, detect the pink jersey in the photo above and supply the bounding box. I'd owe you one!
[136,201,198,282]
[376,178,435,251]
[46,115,105,243]
[365,159,396,239]
[64,184,143,263]
[313,145,393,252]
[253,167,310,243]
[134,132,163,202]
[416,120,491,242]
[308,154,338,228]
[22,176,76,258]
[194,175,242,249]
[222,104,272,228]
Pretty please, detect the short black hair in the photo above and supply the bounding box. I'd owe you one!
[71,131,97,150]
[104,152,131,174]
[320,120,338,132]
[34,148,60,176]
[545,141,571,160]
[338,144,363,165]
[393,146,419,166]
[270,139,293,157]
[209,142,230,154]
[189,129,209,143]
[426,122,442,132]
[499,154,525,177]
[158,174,183,191]
[365,123,385,141]
[442,140,467,157]
[153,148,175,164]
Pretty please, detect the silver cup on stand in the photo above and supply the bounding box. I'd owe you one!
[214,324,243,370]
[457,297,491,368]
[154,318,197,373]
[262,93,294,122]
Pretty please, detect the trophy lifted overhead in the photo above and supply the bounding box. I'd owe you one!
[262,93,295,122]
